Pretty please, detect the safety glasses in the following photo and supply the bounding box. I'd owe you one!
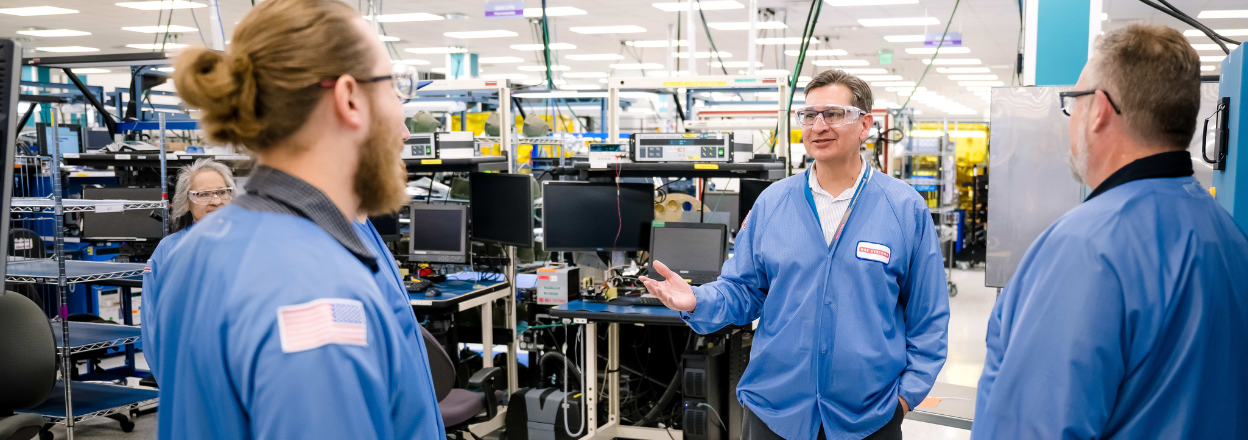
[1059,90,1121,116]
[794,104,868,128]
[189,187,234,205]
[318,63,420,102]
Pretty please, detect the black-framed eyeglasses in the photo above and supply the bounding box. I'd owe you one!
[317,63,418,102]
[1059,90,1121,116]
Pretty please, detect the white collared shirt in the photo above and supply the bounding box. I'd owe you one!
[808,157,868,245]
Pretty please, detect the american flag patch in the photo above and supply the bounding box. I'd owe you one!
[276,299,368,353]
[143,260,152,274]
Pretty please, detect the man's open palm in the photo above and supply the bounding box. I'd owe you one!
[638,260,697,312]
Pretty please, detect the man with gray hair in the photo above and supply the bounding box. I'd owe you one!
[973,24,1248,439]
[641,69,949,439]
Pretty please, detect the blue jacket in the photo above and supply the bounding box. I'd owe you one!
[140,225,192,378]
[148,206,445,439]
[974,176,1248,439]
[682,167,949,439]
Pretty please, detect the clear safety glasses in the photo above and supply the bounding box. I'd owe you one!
[189,187,234,205]
[318,63,419,102]
[794,104,867,128]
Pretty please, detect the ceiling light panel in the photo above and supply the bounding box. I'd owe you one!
[872,81,916,87]
[518,65,570,71]
[708,22,787,30]
[785,49,846,56]
[610,63,665,69]
[1184,29,1248,37]
[936,67,990,73]
[479,57,525,63]
[758,37,819,45]
[627,40,688,47]
[1192,43,1239,51]
[565,54,625,61]
[563,72,609,78]
[825,0,917,5]
[884,35,925,42]
[947,74,998,80]
[1201,65,1217,71]
[812,59,870,66]
[126,43,188,49]
[957,81,1005,86]
[922,58,982,65]
[1196,10,1248,19]
[35,46,100,53]
[0,6,79,16]
[710,61,763,67]
[652,1,744,12]
[406,47,467,54]
[857,75,903,81]
[522,7,587,17]
[16,29,91,37]
[858,17,940,27]
[122,25,198,33]
[905,47,971,54]
[1201,55,1227,62]
[674,51,733,58]
[378,35,399,42]
[571,26,647,34]
[115,1,205,10]
[369,13,444,22]
[839,68,889,74]
[511,43,576,50]
[444,30,517,39]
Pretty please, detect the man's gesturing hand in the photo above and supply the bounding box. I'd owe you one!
[638,260,697,312]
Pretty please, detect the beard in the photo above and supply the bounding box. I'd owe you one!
[354,103,410,217]
[1068,117,1090,185]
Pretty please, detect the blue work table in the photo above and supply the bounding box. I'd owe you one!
[549,299,686,326]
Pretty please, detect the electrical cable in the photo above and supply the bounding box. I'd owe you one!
[159,8,176,53]
[1138,0,1238,54]
[151,8,164,51]
[562,325,586,437]
[770,0,823,153]
[189,8,209,47]
[698,402,729,433]
[695,0,731,76]
[900,0,962,111]
[613,163,622,252]
[1154,0,1239,45]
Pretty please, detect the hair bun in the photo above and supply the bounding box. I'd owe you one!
[173,48,263,148]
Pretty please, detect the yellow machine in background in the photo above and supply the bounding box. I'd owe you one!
[913,122,989,210]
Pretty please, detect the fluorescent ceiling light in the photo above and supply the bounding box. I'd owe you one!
[885,86,925,92]
[812,59,870,66]
[126,43,188,49]
[858,17,939,27]
[858,75,903,81]
[479,56,525,63]
[511,43,576,50]
[430,68,449,73]
[871,81,916,86]
[444,30,517,39]
[922,58,982,65]
[570,26,647,34]
[710,61,762,67]
[759,37,819,45]
[1201,65,1217,71]
[522,7,587,17]
[0,6,78,16]
[71,68,113,74]
[122,25,198,33]
[905,47,971,54]
[799,75,812,81]
[627,40,688,47]
[563,72,608,78]
[1201,55,1227,62]
[367,13,444,22]
[1192,43,1238,51]
[884,35,925,42]
[482,73,527,80]
[35,46,100,53]
[518,65,570,71]
[379,35,400,42]
[610,63,665,69]
[937,67,989,73]
[966,87,991,92]
[406,47,467,54]
[1184,29,1248,37]
[840,68,889,74]
[825,0,917,5]
[1197,10,1248,19]
[755,69,790,75]
[957,81,1004,86]
[156,67,175,72]
[563,84,602,90]
[785,49,847,56]
[115,1,205,10]
[652,1,744,12]
[393,59,431,65]
[565,54,625,61]
[674,51,733,58]
[948,74,998,80]
[16,29,91,37]
[708,21,787,30]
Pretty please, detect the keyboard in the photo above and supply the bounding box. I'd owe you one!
[631,296,666,307]
[405,278,433,293]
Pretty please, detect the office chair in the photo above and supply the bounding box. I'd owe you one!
[420,326,503,440]
[0,291,57,440]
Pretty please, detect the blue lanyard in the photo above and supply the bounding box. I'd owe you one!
[803,161,872,249]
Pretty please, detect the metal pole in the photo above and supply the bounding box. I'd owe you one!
[499,82,520,394]
[608,86,620,143]
[207,0,225,51]
[159,113,169,237]
[686,0,697,76]
[666,24,675,75]
[51,105,74,440]
[779,82,791,176]
[747,0,758,75]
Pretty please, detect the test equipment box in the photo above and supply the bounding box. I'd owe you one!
[587,143,631,164]
[535,266,581,306]
[630,132,733,163]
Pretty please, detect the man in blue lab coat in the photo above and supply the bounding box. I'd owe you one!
[147,0,443,438]
[973,24,1248,439]
[642,70,950,440]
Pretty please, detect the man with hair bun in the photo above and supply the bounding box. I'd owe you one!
[973,24,1248,439]
[148,0,443,438]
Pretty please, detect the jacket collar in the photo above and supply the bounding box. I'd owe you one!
[1086,150,1194,201]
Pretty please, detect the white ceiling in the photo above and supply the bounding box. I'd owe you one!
[3,0,1244,121]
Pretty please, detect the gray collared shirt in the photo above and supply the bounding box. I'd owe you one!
[233,165,379,272]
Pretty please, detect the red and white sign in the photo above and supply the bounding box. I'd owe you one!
[856,241,891,265]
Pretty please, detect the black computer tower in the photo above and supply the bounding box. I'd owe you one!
[683,347,727,440]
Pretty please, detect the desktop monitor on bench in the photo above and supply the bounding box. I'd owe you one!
[409,203,469,264]
[80,187,164,240]
[36,122,82,156]
[542,181,654,252]
[469,172,534,248]
[647,222,728,285]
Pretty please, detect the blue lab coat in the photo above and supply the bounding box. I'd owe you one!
[139,224,192,379]
[974,176,1248,439]
[148,205,445,439]
[682,167,950,439]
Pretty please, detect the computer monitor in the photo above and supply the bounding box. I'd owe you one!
[705,191,740,234]
[80,187,164,239]
[409,203,469,264]
[647,222,728,285]
[469,172,534,248]
[36,122,82,156]
[738,179,773,232]
[542,181,654,252]
[0,39,20,280]
[369,213,401,242]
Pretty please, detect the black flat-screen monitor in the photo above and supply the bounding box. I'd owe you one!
[409,204,468,264]
[369,213,401,242]
[36,122,82,156]
[648,222,728,285]
[469,172,534,248]
[542,181,654,252]
[705,191,740,234]
[80,187,164,239]
[738,179,773,232]
[0,39,20,280]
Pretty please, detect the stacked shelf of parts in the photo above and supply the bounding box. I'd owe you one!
[10,198,165,213]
